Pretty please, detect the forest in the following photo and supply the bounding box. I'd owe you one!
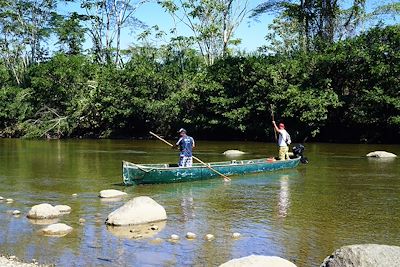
[0,0,399,143]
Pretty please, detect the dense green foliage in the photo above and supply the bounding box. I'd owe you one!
[0,24,399,142]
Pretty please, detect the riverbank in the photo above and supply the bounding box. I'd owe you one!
[0,255,47,267]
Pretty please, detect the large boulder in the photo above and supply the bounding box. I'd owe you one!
[219,255,297,267]
[105,196,167,226]
[321,244,400,267]
[223,150,246,156]
[40,223,73,237]
[99,189,127,198]
[27,203,61,219]
[366,151,397,158]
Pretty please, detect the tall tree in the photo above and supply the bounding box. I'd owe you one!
[81,0,147,64]
[159,0,249,65]
[252,0,367,52]
[52,12,86,55]
[0,0,56,84]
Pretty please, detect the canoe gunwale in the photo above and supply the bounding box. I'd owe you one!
[123,157,301,172]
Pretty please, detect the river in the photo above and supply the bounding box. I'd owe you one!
[0,139,399,267]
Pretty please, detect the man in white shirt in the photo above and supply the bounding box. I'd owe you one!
[272,121,291,160]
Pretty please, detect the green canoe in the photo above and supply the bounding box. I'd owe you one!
[123,157,301,185]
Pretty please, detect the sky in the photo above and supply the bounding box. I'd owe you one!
[57,0,398,53]
[56,0,278,52]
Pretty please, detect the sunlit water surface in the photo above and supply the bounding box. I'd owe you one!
[0,139,399,267]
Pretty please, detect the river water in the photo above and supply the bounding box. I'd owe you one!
[0,139,399,267]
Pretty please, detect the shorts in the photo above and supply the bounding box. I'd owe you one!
[179,156,193,167]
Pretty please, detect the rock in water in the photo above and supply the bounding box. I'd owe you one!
[320,244,400,267]
[0,196,4,200]
[55,205,72,213]
[219,255,297,267]
[105,196,167,226]
[6,198,14,203]
[12,210,21,215]
[205,234,215,241]
[223,150,246,156]
[27,203,61,219]
[170,234,180,241]
[232,232,241,238]
[366,151,397,158]
[40,223,73,237]
[186,232,197,239]
[99,189,128,198]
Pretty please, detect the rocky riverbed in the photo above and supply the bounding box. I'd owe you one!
[0,255,48,267]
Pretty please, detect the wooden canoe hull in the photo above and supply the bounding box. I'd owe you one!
[122,157,301,185]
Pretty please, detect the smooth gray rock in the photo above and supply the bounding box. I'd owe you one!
[232,232,241,238]
[366,151,397,158]
[12,210,21,215]
[320,244,400,267]
[219,255,297,267]
[105,196,167,226]
[40,223,73,237]
[99,189,127,198]
[186,232,197,239]
[27,203,61,219]
[223,150,246,156]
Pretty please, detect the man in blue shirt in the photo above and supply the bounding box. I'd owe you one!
[175,128,195,167]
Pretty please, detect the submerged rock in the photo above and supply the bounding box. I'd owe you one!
[55,205,72,214]
[40,223,73,237]
[105,196,167,226]
[320,244,400,267]
[223,150,246,156]
[366,151,397,158]
[99,189,127,198]
[149,238,163,245]
[219,255,297,267]
[106,221,166,239]
[27,203,61,219]
[219,255,296,267]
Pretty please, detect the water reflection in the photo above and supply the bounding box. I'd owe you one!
[278,175,290,218]
[106,221,166,239]
[181,189,195,221]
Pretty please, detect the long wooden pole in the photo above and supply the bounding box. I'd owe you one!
[149,131,231,182]
[270,104,278,142]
